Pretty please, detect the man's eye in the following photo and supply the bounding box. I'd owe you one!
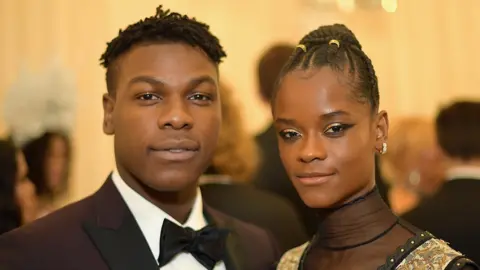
[139,93,159,100]
[189,94,211,101]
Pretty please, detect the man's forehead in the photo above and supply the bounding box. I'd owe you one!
[118,44,217,76]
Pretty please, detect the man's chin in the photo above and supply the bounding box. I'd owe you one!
[145,172,200,192]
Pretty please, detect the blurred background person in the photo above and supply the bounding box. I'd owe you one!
[20,131,71,218]
[201,81,260,184]
[201,82,308,252]
[3,61,76,218]
[0,139,37,235]
[380,117,445,215]
[402,101,480,262]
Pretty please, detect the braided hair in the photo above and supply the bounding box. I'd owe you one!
[100,5,227,94]
[273,24,379,112]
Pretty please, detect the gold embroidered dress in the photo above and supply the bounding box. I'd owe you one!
[277,189,478,270]
[278,231,477,270]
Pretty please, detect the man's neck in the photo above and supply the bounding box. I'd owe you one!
[141,185,198,224]
[117,168,198,224]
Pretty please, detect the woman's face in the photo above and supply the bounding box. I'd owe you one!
[45,135,69,192]
[273,67,388,208]
[15,152,37,223]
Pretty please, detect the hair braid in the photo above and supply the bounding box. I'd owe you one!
[274,24,379,111]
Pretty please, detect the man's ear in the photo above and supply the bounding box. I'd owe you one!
[375,110,389,153]
[102,93,115,135]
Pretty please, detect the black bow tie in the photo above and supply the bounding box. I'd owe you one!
[158,219,230,269]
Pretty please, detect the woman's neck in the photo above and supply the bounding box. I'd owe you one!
[315,188,398,250]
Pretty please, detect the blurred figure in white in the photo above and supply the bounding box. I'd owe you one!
[3,58,76,218]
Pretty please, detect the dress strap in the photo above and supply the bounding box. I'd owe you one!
[446,257,480,270]
[277,242,309,270]
[379,231,470,270]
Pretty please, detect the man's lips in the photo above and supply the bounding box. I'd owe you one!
[150,139,200,162]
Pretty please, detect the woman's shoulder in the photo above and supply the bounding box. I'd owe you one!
[380,231,478,270]
[277,242,309,270]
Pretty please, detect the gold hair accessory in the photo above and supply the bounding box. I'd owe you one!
[296,44,307,53]
[329,39,340,47]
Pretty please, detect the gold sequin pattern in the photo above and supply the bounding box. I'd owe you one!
[277,242,309,270]
[395,238,463,270]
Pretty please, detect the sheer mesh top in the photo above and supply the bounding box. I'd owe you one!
[277,188,478,270]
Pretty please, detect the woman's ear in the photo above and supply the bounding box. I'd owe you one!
[375,110,389,154]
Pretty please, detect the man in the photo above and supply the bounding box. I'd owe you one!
[0,6,279,270]
[402,101,480,262]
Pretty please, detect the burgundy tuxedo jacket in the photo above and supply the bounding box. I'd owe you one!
[0,177,281,270]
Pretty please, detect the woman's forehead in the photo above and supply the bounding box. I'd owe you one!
[274,68,368,117]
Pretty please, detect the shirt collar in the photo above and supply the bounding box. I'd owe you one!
[446,165,480,181]
[111,170,206,259]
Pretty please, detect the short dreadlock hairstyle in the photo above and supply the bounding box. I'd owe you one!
[272,24,379,113]
[436,101,480,161]
[99,5,227,94]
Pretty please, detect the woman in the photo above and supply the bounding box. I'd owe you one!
[0,139,37,234]
[381,117,445,215]
[274,24,477,269]
[21,131,71,217]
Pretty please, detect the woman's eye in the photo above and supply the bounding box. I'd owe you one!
[279,129,301,141]
[324,123,353,136]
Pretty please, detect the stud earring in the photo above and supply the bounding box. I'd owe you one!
[380,142,388,155]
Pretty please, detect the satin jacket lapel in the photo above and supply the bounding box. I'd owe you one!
[204,204,248,270]
[82,177,158,270]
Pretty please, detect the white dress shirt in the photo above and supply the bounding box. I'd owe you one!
[112,171,226,270]
[446,165,480,181]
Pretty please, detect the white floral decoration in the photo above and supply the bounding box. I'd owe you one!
[3,57,77,147]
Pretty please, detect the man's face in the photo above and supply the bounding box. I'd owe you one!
[103,43,221,192]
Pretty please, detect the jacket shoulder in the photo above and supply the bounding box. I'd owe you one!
[0,195,96,267]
